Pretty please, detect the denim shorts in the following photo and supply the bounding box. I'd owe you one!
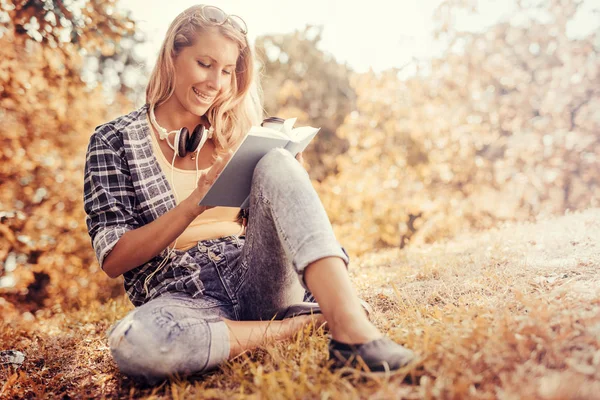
[106,148,350,384]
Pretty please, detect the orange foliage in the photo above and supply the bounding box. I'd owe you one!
[0,0,134,315]
[1,0,597,315]
[0,1,598,397]
[313,0,599,255]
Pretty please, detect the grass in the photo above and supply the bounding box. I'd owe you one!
[1,209,599,399]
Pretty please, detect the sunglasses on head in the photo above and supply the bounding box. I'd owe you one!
[196,5,248,35]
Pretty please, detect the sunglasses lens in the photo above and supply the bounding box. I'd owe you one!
[202,6,227,24]
[229,16,247,34]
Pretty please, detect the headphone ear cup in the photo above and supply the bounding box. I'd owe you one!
[187,124,205,153]
[177,127,189,157]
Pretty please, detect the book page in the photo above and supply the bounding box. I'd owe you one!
[289,126,319,141]
[248,126,289,140]
[282,117,297,134]
[284,128,320,156]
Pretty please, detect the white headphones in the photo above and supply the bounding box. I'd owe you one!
[143,107,218,295]
[149,107,214,159]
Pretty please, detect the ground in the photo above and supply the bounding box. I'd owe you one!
[1,209,599,399]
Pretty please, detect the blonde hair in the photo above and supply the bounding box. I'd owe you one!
[146,5,263,155]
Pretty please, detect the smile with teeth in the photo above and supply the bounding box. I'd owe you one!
[192,87,214,103]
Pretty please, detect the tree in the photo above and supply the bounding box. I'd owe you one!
[255,26,356,181]
[317,0,599,255]
[0,0,137,314]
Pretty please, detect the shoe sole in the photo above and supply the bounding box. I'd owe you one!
[280,300,374,320]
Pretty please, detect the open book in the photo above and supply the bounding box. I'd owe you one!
[198,118,320,208]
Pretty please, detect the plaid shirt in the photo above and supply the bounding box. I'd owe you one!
[84,104,228,307]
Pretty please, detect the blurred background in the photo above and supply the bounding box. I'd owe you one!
[0,0,598,313]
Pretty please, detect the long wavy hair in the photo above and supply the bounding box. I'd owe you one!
[145,5,263,155]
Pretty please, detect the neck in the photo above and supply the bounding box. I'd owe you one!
[153,99,209,132]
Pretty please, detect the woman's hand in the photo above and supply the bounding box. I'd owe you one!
[103,151,233,278]
[184,150,234,217]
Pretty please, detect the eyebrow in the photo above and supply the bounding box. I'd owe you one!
[199,54,236,67]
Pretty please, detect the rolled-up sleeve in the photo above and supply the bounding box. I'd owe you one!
[83,126,141,270]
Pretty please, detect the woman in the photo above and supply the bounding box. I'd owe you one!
[83,4,414,384]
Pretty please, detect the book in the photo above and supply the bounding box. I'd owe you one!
[198,118,320,208]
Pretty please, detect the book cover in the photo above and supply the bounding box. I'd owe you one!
[199,121,319,208]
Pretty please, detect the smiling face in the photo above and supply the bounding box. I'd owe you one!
[171,27,240,117]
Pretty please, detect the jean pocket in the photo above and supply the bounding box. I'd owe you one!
[216,239,248,293]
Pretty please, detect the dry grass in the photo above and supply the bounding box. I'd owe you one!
[1,209,599,399]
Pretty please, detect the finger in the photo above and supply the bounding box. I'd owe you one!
[197,168,217,187]
[203,156,223,183]
[204,157,228,186]
[199,151,232,187]
[214,150,233,175]
[196,170,209,188]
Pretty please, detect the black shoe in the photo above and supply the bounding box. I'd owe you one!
[276,302,322,320]
[276,299,373,320]
[328,337,415,373]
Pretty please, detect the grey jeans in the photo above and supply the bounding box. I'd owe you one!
[106,148,350,384]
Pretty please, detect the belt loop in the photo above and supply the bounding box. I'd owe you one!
[232,233,242,248]
[208,249,222,262]
[197,242,208,253]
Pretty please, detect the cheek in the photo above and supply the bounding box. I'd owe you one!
[174,69,189,93]
[177,64,203,88]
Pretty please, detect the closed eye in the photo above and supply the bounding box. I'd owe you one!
[198,61,232,76]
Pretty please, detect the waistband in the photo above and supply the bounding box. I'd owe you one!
[197,234,245,246]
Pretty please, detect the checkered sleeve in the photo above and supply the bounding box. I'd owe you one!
[83,125,142,270]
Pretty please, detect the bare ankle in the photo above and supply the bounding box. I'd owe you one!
[328,312,382,344]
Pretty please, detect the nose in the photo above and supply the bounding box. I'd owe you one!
[206,69,222,92]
